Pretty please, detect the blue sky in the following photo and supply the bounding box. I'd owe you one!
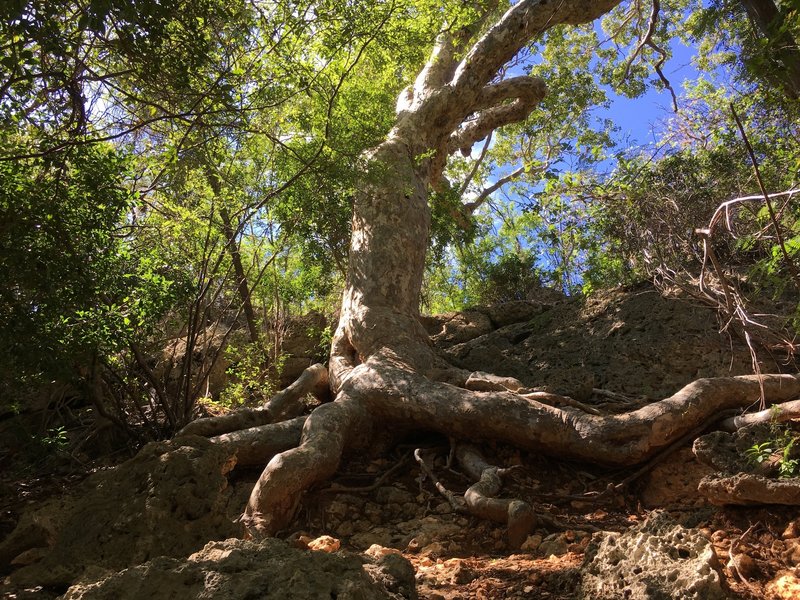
[601,39,704,146]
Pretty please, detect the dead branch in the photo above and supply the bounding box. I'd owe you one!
[731,104,800,288]
[413,448,467,514]
[322,452,412,493]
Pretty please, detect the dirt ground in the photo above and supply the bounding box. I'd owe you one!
[279,439,800,599]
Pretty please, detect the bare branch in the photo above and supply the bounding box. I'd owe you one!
[731,104,800,288]
[464,164,526,213]
[621,0,677,111]
[458,131,493,196]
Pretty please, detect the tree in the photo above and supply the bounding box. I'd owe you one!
[2,0,799,558]
[163,0,800,541]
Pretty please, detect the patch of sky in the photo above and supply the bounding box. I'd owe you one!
[460,21,710,295]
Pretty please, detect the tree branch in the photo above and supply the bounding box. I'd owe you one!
[463,164,526,214]
[452,0,624,96]
[446,77,546,156]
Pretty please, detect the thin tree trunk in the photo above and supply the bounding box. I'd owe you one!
[205,168,260,343]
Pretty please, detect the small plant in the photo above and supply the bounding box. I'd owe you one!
[40,426,69,454]
[744,426,800,478]
[220,341,277,408]
[744,441,775,465]
[779,437,799,479]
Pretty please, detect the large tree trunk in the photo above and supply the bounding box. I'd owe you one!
[222,0,800,540]
[739,0,800,100]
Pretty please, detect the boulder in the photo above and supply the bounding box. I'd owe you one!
[693,424,800,505]
[1,436,239,589]
[61,537,417,600]
[580,512,724,600]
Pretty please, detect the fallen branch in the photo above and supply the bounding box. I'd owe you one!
[413,448,467,514]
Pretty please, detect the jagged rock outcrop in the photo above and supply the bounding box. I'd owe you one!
[1,436,239,589]
[426,287,785,401]
[694,424,800,505]
[61,538,416,600]
[580,512,725,599]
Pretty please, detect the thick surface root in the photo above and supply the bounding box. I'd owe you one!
[242,391,371,538]
[178,363,327,438]
[456,444,536,549]
[347,362,800,465]
[209,416,306,467]
[174,350,800,541]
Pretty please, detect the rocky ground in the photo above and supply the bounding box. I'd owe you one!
[2,284,799,599]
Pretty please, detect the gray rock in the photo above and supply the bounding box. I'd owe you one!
[2,436,239,589]
[61,538,417,600]
[485,301,552,328]
[428,310,494,347]
[698,472,800,505]
[581,512,724,600]
[694,425,800,505]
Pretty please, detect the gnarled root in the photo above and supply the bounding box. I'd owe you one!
[178,363,328,438]
[209,416,306,467]
[242,391,371,538]
[456,444,536,549]
[355,364,800,465]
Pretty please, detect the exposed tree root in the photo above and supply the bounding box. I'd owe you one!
[231,363,800,537]
[455,444,536,549]
[348,362,800,464]
[242,391,371,538]
[209,416,306,467]
[719,399,800,432]
[178,363,328,438]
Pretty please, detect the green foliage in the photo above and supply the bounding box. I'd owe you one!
[220,342,279,409]
[2,0,799,438]
[40,426,69,454]
[0,140,132,382]
[744,425,800,479]
[744,441,775,465]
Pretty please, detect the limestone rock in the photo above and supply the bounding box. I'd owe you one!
[61,538,417,600]
[694,425,800,505]
[278,311,328,385]
[580,512,724,600]
[307,535,341,553]
[485,300,553,328]
[1,436,239,589]
[697,472,800,505]
[426,310,494,348]
[438,287,778,401]
[767,571,800,600]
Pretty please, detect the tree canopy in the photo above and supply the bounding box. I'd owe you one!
[1,0,798,435]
